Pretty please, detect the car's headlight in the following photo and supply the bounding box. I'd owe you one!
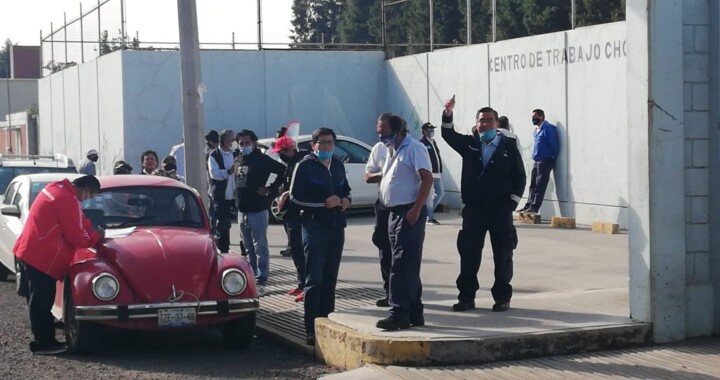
[92,273,120,301]
[221,269,247,296]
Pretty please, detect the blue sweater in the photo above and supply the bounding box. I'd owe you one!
[532,121,560,161]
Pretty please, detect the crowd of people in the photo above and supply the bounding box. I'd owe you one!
[24,96,559,351]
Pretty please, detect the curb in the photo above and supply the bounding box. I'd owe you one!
[314,318,652,370]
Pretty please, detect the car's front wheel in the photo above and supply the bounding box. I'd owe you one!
[222,313,256,349]
[0,264,9,282]
[64,288,97,354]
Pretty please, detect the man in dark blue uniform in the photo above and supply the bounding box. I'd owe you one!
[441,96,526,313]
[289,128,351,346]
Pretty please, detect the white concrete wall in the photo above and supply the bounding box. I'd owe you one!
[119,50,386,172]
[388,22,628,228]
[38,51,125,174]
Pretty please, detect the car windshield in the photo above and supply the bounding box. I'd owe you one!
[0,167,76,194]
[82,186,206,229]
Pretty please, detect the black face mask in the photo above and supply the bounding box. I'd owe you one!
[532,117,542,126]
[279,153,291,163]
[164,163,177,172]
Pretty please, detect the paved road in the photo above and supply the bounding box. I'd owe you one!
[0,280,334,379]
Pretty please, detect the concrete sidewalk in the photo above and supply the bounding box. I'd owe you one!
[232,211,647,369]
[321,338,720,379]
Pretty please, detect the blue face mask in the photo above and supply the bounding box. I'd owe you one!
[316,150,334,161]
[240,146,253,156]
[478,129,497,143]
[427,130,435,138]
[379,134,397,146]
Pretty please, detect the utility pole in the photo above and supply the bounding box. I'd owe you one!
[177,0,206,196]
[466,0,471,45]
[429,0,434,52]
[571,0,576,29]
[257,0,263,50]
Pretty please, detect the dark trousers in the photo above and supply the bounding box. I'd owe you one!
[302,220,344,337]
[456,205,517,304]
[524,158,555,211]
[284,214,305,289]
[212,199,235,253]
[19,261,57,345]
[371,199,392,296]
[388,205,426,320]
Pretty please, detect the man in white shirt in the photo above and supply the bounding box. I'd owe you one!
[376,115,433,331]
[77,149,99,175]
[208,130,239,253]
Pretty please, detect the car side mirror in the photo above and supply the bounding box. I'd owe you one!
[1,205,21,218]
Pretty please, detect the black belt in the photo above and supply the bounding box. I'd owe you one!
[388,203,414,213]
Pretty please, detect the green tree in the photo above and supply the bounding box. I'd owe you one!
[291,0,345,45]
[337,0,378,44]
[0,39,11,78]
[575,0,625,27]
[458,0,493,44]
[495,0,527,41]
[520,0,571,36]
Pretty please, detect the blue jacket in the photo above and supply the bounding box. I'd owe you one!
[532,121,560,161]
[289,153,352,228]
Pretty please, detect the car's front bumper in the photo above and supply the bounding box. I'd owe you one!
[74,299,259,321]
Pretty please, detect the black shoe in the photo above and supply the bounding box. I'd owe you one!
[427,218,440,225]
[376,297,390,307]
[452,301,476,312]
[306,336,316,346]
[376,315,411,331]
[279,248,292,257]
[410,315,425,327]
[492,302,510,312]
[31,341,67,356]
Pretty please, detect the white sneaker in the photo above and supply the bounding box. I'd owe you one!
[257,285,268,297]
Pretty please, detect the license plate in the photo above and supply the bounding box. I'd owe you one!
[158,308,197,327]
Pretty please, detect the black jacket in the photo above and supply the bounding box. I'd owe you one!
[280,150,311,218]
[419,136,443,174]
[289,154,352,228]
[441,113,526,210]
[234,149,286,213]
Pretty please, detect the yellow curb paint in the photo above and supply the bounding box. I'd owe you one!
[592,222,620,234]
[550,217,576,229]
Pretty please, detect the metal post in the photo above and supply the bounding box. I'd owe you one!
[80,3,85,63]
[381,1,386,52]
[39,29,43,76]
[5,40,12,144]
[120,0,126,49]
[97,0,102,56]
[466,0,471,45]
[571,0,576,29]
[257,0,263,50]
[492,0,497,42]
[177,0,206,195]
[429,0,434,52]
[50,22,55,64]
[63,13,68,63]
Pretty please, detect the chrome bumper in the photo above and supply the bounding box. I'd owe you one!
[74,299,259,321]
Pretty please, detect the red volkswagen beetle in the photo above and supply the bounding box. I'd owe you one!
[52,175,258,353]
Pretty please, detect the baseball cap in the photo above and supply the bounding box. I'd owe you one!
[271,136,296,153]
[421,122,436,131]
[86,148,99,156]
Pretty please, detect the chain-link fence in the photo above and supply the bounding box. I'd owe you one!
[40,0,624,75]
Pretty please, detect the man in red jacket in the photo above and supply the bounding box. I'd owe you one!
[13,175,104,355]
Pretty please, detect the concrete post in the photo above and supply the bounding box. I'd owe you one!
[709,0,720,335]
[177,0,206,197]
[627,0,687,342]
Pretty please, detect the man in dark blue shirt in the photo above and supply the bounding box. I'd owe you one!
[289,128,351,346]
[520,109,559,214]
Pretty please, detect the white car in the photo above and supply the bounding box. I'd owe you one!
[257,134,378,221]
[0,173,82,284]
[0,154,77,203]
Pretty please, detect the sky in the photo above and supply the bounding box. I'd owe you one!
[0,0,294,50]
